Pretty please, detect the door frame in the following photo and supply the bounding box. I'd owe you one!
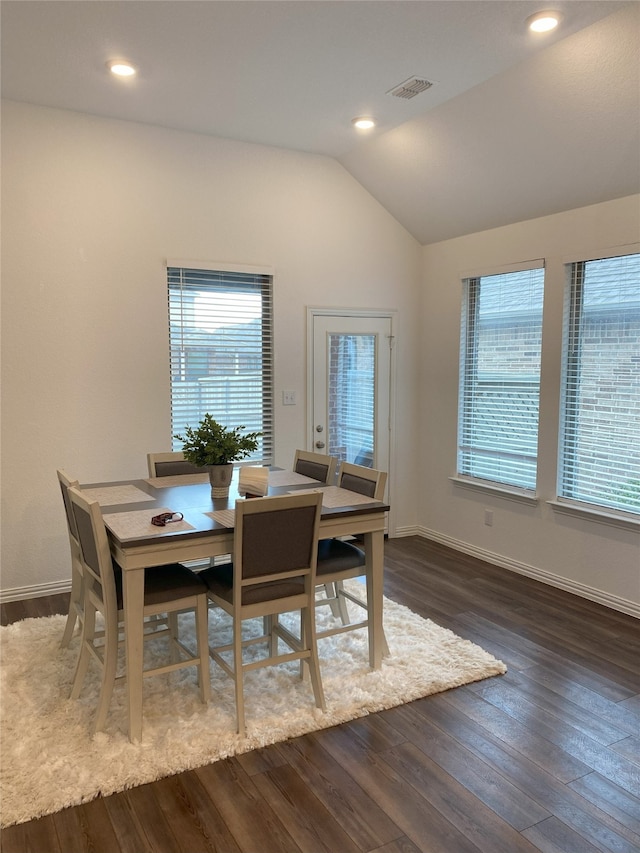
[306,306,397,537]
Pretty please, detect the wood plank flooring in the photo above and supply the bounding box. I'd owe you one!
[1,536,638,853]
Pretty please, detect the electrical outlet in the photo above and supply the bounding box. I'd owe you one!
[484,509,493,526]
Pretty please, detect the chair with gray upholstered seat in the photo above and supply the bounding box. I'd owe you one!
[147,451,203,478]
[292,450,338,614]
[315,461,389,656]
[200,491,325,736]
[57,469,85,648]
[293,449,337,484]
[67,485,210,736]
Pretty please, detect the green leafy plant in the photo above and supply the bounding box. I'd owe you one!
[174,414,261,467]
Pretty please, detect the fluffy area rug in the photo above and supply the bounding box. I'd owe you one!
[0,584,506,827]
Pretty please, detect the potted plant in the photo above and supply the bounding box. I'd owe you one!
[174,414,261,498]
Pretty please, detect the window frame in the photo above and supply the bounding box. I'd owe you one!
[555,249,640,522]
[166,260,274,466]
[456,261,545,495]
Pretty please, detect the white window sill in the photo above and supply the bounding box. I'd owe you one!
[548,500,640,532]
[450,476,538,506]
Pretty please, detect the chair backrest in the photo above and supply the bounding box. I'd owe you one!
[67,485,118,616]
[234,492,323,596]
[293,450,337,485]
[57,469,80,547]
[238,465,269,497]
[338,461,387,501]
[147,451,202,478]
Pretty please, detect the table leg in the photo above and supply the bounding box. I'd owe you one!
[364,529,384,669]
[123,567,145,742]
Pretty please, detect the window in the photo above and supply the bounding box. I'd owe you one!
[458,264,545,490]
[559,252,640,516]
[168,264,273,464]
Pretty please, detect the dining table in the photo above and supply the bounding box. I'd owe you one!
[81,466,390,742]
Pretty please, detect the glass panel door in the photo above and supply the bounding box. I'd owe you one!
[311,313,391,489]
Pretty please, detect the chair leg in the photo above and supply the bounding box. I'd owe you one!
[233,618,245,736]
[60,605,79,649]
[70,599,96,699]
[302,604,326,712]
[195,597,211,704]
[168,611,180,664]
[94,611,119,733]
[333,581,351,624]
[60,568,83,648]
[265,614,279,657]
[323,582,343,619]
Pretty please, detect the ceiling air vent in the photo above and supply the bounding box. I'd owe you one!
[388,77,434,99]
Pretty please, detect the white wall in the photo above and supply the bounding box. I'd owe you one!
[420,196,640,615]
[3,100,637,615]
[1,100,421,597]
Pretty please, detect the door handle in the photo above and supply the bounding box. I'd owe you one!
[315,441,325,449]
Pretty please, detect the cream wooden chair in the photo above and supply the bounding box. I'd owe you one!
[147,451,202,478]
[293,451,338,612]
[57,470,85,648]
[200,492,325,736]
[148,450,215,567]
[67,486,211,735]
[293,449,337,484]
[58,469,168,647]
[315,461,389,655]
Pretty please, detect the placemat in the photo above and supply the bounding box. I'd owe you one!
[267,470,322,486]
[104,508,195,539]
[288,486,378,508]
[82,484,155,507]
[206,509,236,528]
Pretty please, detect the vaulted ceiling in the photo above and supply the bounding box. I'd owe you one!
[2,1,638,244]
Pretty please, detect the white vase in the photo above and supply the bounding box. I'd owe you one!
[207,463,233,498]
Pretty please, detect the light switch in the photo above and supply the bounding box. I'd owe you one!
[283,390,297,405]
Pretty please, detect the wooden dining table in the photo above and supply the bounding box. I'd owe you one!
[81,467,390,742]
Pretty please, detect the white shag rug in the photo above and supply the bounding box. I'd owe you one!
[0,584,506,827]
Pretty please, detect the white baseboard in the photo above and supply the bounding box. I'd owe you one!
[1,579,71,604]
[392,525,421,538]
[3,530,637,620]
[414,526,640,620]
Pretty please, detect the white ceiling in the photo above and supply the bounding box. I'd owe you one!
[2,1,639,244]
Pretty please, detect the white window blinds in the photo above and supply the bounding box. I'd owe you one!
[168,265,273,464]
[458,265,544,490]
[559,252,640,515]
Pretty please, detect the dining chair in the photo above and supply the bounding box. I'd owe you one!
[200,491,325,736]
[293,449,337,484]
[67,485,211,735]
[57,469,85,648]
[293,450,337,613]
[315,461,389,655]
[148,450,226,571]
[57,469,168,648]
[147,451,202,478]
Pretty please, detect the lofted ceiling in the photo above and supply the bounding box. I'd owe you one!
[2,0,639,245]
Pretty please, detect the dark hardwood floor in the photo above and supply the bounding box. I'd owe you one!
[2,536,639,853]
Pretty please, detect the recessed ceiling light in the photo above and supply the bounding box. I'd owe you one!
[352,117,376,130]
[526,10,562,33]
[106,60,137,77]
